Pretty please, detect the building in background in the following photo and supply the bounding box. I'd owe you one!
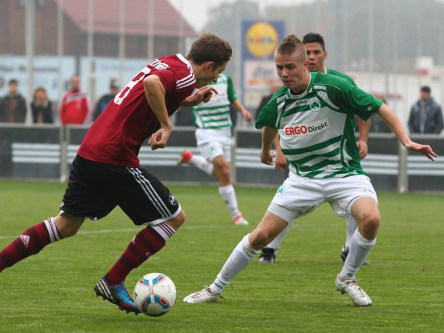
[0,0,197,112]
[0,0,196,59]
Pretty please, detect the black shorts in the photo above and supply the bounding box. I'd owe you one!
[60,155,181,225]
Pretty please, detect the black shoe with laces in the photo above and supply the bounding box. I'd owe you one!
[258,248,276,264]
[341,246,370,265]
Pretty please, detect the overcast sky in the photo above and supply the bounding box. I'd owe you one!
[168,0,315,31]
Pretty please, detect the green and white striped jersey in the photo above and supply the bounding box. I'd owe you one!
[192,73,237,129]
[256,72,383,179]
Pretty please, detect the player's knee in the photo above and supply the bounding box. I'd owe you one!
[177,210,186,224]
[166,210,186,230]
[54,214,83,238]
[213,159,231,182]
[249,229,273,250]
[218,167,231,181]
[360,211,380,232]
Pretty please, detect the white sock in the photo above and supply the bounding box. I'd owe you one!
[340,229,376,279]
[189,155,213,175]
[151,222,176,241]
[210,234,258,294]
[345,216,358,249]
[219,185,240,218]
[44,217,61,242]
[266,220,293,250]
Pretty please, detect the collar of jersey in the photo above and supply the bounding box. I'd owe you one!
[176,53,193,74]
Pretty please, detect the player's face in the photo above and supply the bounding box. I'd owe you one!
[196,62,227,88]
[275,51,310,94]
[304,42,327,73]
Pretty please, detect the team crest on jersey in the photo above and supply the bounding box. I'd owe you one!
[169,193,177,205]
[309,98,321,112]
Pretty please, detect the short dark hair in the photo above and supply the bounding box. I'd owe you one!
[302,33,326,51]
[420,85,431,93]
[9,78,18,85]
[276,35,307,62]
[187,33,232,69]
[109,78,119,89]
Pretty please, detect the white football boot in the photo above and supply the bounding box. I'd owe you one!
[233,214,249,225]
[335,274,372,307]
[183,287,221,303]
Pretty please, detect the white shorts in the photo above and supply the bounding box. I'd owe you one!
[268,173,378,223]
[195,128,232,162]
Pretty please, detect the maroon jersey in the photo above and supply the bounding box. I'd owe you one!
[78,54,195,167]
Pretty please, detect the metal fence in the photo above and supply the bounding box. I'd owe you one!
[1,124,443,192]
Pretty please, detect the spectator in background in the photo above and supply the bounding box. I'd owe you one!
[93,78,120,121]
[255,80,282,120]
[31,86,53,124]
[369,95,391,133]
[60,75,92,125]
[408,86,443,134]
[0,79,27,123]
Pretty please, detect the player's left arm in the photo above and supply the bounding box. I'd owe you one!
[356,118,371,159]
[144,74,172,150]
[377,103,437,161]
[231,100,252,122]
[181,86,218,106]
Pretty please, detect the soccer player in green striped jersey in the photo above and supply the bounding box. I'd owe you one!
[258,33,371,264]
[177,73,253,225]
[184,34,436,307]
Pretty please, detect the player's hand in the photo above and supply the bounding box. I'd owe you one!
[148,126,172,150]
[201,86,217,103]
[274,151,287,172]
[243,110,253,122]
[183,86,218,106]
[404,141,438,161]
[356,140,368,159]
[260,149,275,166]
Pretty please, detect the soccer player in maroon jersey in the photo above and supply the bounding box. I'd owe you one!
[0,33,232,314]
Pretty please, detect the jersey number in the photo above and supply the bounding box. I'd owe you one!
[113,67,151,105]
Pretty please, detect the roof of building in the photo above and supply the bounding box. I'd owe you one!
[55,0,197,37]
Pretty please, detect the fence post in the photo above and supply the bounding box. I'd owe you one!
[59,126,68,183]
[397,142,408,193]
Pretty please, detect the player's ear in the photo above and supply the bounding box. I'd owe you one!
[324,51,328,59]
[203,61,215,71]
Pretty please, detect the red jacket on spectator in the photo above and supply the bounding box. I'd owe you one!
[60,89,92,125]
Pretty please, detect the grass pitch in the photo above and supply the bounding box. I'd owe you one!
[0,179,443,332]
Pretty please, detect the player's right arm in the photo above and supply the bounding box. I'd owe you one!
[273,134,287,171]
[143,74,172,150]
[260,126,277,166]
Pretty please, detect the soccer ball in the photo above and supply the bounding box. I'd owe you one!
[133,273,176,317]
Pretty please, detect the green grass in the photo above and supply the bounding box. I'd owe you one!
[0,179,443,332]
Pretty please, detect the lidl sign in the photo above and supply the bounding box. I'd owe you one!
[242,21,285,60]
